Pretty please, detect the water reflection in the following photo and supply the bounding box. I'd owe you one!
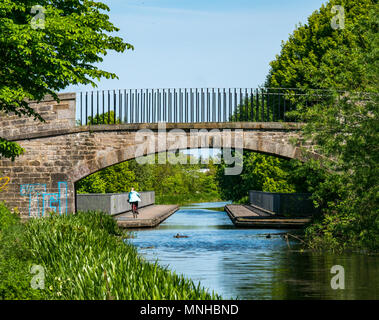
[129,202,378,300]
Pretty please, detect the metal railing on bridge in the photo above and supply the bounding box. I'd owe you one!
[76,88,330,126]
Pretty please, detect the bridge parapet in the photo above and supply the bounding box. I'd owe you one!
[0,93,76,141]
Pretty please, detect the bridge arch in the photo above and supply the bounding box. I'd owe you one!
[0,92,314,218]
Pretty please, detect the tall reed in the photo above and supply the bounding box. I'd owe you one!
[23,211,221,300]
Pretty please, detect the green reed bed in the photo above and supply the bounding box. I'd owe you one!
[0,205,220,300]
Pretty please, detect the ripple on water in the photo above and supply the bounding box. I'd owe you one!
[129,202,379,300]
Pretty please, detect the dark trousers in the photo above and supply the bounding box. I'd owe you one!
[131,202,138,214]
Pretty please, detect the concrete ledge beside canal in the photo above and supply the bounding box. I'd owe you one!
[76,191,155,216]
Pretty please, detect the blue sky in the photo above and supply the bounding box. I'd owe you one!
[63,0,327,93]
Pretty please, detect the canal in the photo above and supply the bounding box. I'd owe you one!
[129,202,378,300]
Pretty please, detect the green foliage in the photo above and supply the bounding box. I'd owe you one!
[215,151,325,203]
[266,0,375,90]
[1,210,219,300]
[77,152,222,204]
[76,161,137,194]
[0,0,133,159]
[266,0,379,251]
[0,201,20,230]
[87,111,121,125]
[0,203,43,299]
[0,138,24,161]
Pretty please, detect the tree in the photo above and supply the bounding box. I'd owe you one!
[215,151,325,203]
[265,0,375,91]
[0,0,133,159]
[76,161,137,194]
[269,1,379,251]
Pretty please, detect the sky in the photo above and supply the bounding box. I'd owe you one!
[63,0,327,159]
[63,0,327,93]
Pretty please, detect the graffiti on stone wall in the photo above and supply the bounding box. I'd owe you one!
[20,181,68,217]
[0,176,10,192]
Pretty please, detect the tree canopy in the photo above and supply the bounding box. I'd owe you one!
[265,0,378,251]
[0,0,133,159]
[265,0,375,91]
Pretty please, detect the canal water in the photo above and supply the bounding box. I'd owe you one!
[129,202,378,300]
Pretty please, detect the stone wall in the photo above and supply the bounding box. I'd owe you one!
[0,93,76,141]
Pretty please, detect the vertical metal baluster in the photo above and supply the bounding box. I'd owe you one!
[107,90,111,124]
[130,90,133,123]
[183,88,185,122]
[168,89,171,123]
[161,89,164,122]
[229,89,232,121]
[179,89,182,123]
[162,89,166,122]
[240,88,243,121]
[201,88,204,122]
[160,89,162,122]
[118,90,121,124]
[124,89,128,123]
[207,88,211,122]
[266,89,270,122]
[159,88,161,122]
[223,88,226,122]
[141,89,144,123]
[84,92,88,125]
[283,92,286,122]
[197,88,200,122]
[243,88,249,121]
[80,92,83,125]
[106,90,110,123]
[147,90,151,123]
[112,90,115,123]
[194,88,197,123]
[96,91,99,124]
[190,89,193,123]
[261,88,264,122]
[102,91,105,124]
[212,88,216,122]
[145,89,148,123]
[189,88,192,123]
[218,89,221,122]
[174,89,177,123]
[250,89,254,121]
[156,89,159,122]
[137,89,141,123]
[277,89,281,121]
[273,89,276,122]
[255,89,259,122]
[235,88,238,122]
[90,91,93,125]
[152,90,156,123]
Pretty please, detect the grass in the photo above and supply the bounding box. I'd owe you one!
[0,203,221,300]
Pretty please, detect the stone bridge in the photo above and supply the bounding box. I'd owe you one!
[0,93,312,218]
